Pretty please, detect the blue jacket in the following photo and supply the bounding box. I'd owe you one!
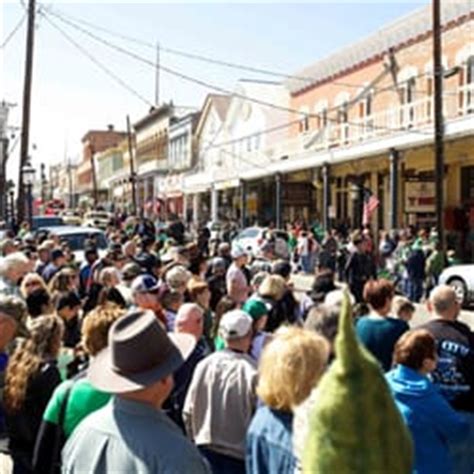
[246,405,296,474]
[386,365,469,474]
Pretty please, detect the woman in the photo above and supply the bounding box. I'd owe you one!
[33,304,125,473]
[188,280,213,349]
[246,327,328,474]
[4,315,64,474]
[242,297,272,362]
[20,273,49,299]
[213,296,237,350]
[386,329,469,474]
[96,267,126,309]
[48,268,79,294]
[355,279,409,371]
[258,275,297,332]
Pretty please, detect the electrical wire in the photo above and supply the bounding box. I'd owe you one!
[44,4,438,96]
[44,9,434,139]
[42,13,154,108]
[0,13,26,49]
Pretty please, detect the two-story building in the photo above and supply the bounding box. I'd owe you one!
[159,111,200,221]
[78,126,127,208]
[281,1,474,252]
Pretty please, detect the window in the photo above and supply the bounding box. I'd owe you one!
[299,115,310,133]
[401,77,416,127]
[466,55,474,114]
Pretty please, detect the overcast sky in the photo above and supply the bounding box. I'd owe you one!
[1,1,427,182]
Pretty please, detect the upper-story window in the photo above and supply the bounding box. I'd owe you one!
[464,55,474,114]
[398,67,418,128]
[298,107,310,134]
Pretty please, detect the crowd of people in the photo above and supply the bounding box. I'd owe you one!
[0,215,471,473]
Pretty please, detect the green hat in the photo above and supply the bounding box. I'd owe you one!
[303,292,413,473]
[242,297,272,320]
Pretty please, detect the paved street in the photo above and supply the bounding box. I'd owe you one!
[291,273,474,330]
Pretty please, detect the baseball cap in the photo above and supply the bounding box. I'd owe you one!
[131,274,161,294]
[122,262,142,281]
[219,309,253,340]
[0,295,29,337]
[242,297,272,320]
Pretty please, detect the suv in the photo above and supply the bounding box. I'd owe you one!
[32,215,65,231]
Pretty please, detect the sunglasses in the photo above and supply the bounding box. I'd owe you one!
[25,281,41,288]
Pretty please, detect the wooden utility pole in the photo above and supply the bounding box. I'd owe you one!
[90,143,98,208]
[432,0,445,257]
[18,0,36,223]
[126,115,138,215]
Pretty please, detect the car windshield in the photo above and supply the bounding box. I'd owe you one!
[33,217,65,229]
[239,228,260,239]
[60,233,108,251]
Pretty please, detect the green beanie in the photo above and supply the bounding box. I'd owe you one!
[302,293,413,474]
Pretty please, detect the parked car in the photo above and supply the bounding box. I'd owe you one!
[60,210,82,226]
[43,226,108,263]
[32,215,65,231]
[83,211,113,230]
[438,265,474,305]
[233,227,289,258]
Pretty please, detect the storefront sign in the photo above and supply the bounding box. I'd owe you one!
[404,181,435,213]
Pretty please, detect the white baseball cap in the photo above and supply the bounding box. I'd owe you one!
[231,244,247,259]
[219,309,253,340]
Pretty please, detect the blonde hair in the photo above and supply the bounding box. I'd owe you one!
[257,327,329,411]
[4,315,64,413]
[48,267,78,293]
[258,275,286,301]
[99,267,121,287]
[20,272,49,298]
[81,303,125,356]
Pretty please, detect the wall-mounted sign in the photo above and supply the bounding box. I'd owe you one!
[405,181,435,213]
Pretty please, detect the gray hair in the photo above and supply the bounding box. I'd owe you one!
[304,304,340,345]
[0,252,30,278]
[175,303,203,323]
[429,285,457,315]
[165,265,191,289]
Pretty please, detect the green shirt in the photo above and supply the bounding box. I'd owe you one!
[43,378,111,437]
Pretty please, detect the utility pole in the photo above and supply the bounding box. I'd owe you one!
[155,42,160,106]
[126,115,138,215]
[90,143,98,208]
[432,0,445,258]
[17,0,36,223]
[68,158,74,209]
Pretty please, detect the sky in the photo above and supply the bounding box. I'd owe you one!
[1,1,428,183]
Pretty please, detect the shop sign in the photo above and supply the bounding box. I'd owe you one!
[405,181,435,213]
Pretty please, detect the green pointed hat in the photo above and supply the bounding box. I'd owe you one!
[302,292,413,474]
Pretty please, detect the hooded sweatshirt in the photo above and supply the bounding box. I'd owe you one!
[386,365,468,474]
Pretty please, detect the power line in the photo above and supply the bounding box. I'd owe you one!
[42,13,154,108]
[44,5,438,96]
[0,13,26,49]
[44,9,433,139]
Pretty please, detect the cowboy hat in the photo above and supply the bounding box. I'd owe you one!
[88,309,195,393]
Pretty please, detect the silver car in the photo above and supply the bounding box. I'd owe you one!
[439,265,474,305]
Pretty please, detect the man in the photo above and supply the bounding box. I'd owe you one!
[34,242,51,277]
[0,239,17,258]
[249,241,275,277]
[55,291,82,348]
[79,247,98,297]
[164,303,209,431]
[226,246,250,306]
[422,285,474,473]
[183,310,257,473]
[0,252,32,298]
[42,249,66,283]
[131,274,166,326]
[62,309,210,473]
[344,236,376,303]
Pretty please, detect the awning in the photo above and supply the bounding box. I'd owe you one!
[215,178,240,191]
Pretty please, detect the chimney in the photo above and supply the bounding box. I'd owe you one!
[107,124,114,131]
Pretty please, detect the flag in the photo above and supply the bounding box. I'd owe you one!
[362,187,380,225]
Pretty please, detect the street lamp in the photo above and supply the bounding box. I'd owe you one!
[22,161,36,228]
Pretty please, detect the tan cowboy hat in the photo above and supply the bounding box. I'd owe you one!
[88,309,195,393]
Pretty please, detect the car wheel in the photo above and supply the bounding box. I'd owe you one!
[448,278,468,305]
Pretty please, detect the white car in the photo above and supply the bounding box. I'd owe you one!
[44,226,108,263]
[233,227,289,258]
[438,265,474,305]
[83,211,113,230]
